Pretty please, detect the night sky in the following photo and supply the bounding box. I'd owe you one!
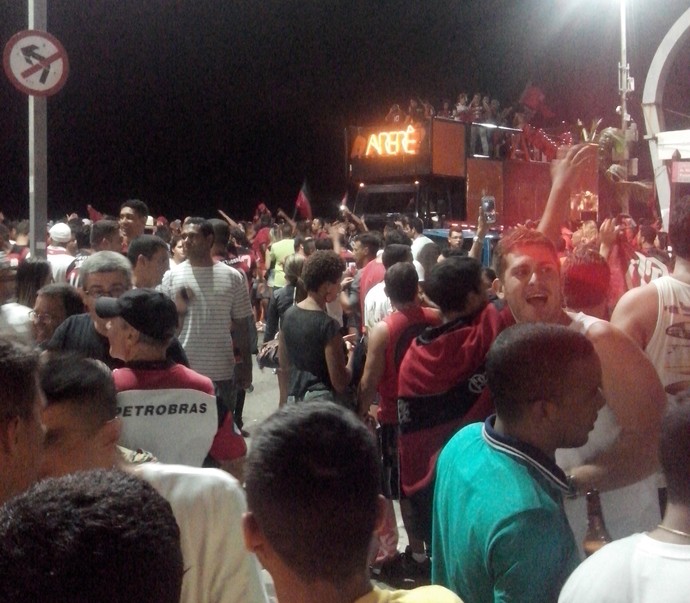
[1,0,688,222]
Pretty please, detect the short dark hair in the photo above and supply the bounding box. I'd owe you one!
[659,399,690,505]
[0,339,38,421]
[301,250,345,292]
[293,234,315,256]
[90,219,119,247]
[40,354,117,428]
[669,196,690,260]
[561,248,610,310]
[384,262,418,305]
[494,227,559,280]
[381,244,412,269]
[245,402,380,582]
[126,234,169,267]
[229,226,250,248]
[208,218,230,247]
[441,247,468,259]
[314,237,334,251]
[403,216,424,235]
[37,283,85,318]
[486,323,595,424]
[424,256,482,314]
[184,217,214,240]
[353,232,381,257]
[0,469,183,603]
[15,259,52,307]
[120,198,149,219]
[384,228,412,247]
[638,224,657,245]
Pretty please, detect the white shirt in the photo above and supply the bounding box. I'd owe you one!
[161,261,253,381]
[132,463,269,603]
[559,533,690,603]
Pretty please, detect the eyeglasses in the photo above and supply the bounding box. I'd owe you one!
[29,310,57,324]
[84,286,128,299]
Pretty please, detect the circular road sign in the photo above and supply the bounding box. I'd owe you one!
[3,29,69,96]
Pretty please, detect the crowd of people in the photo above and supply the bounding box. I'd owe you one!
[0,143,689,602]
[384,92,525,158]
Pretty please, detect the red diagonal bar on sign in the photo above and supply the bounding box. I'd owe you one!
[20,50,63,79]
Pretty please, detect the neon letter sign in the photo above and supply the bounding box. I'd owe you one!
[365,125,419,157]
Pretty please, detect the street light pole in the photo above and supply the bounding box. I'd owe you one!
[619,0,628,132]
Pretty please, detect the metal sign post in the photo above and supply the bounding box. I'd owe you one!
[29,0,48,260]
[3,1,69,259]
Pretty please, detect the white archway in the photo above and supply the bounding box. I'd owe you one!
[642,8,690,228]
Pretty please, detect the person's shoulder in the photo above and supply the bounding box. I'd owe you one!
[132,463,244,499]
[361,585,462,603]
[558,534,645,603]
[169,363,215,394]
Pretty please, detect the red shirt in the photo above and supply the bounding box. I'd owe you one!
[378,306,441,424]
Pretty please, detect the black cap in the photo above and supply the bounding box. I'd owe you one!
[95,289,178,342]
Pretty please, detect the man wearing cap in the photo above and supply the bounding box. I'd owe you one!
[47,222,76,282]
[48,251,188,369]
[96,289,244,468]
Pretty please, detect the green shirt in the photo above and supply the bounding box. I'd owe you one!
[432,419,579,603]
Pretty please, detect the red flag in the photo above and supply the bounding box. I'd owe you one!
[295,181,313,221]
[86,204,103,222]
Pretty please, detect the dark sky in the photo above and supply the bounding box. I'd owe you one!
[1,0,688,221]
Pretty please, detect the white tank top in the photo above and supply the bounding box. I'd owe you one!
[645,275,690,403]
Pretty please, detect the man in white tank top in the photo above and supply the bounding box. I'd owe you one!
[612,197,690,406]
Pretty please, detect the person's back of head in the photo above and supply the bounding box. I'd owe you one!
[669,197,690,261]
[0,338,39,424]
[90,219,120,250]
[39,354,120,477]
[0,469,183,603]
[561,248,610,313]
[209,218,231,250]
[283,254,306,301]
[244,402,380,585]
[384,261,419,306]
[279,222,293,239]
[126,234,168,268]
[384,228,412,247]
[424,256,483,315]
[381,243,413,269]
[0,338,41,504]
[660,398,690,506]
[15,259,52,307]
[486,323,596,425]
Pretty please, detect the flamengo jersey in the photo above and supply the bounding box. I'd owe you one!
[114,362,218,467]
